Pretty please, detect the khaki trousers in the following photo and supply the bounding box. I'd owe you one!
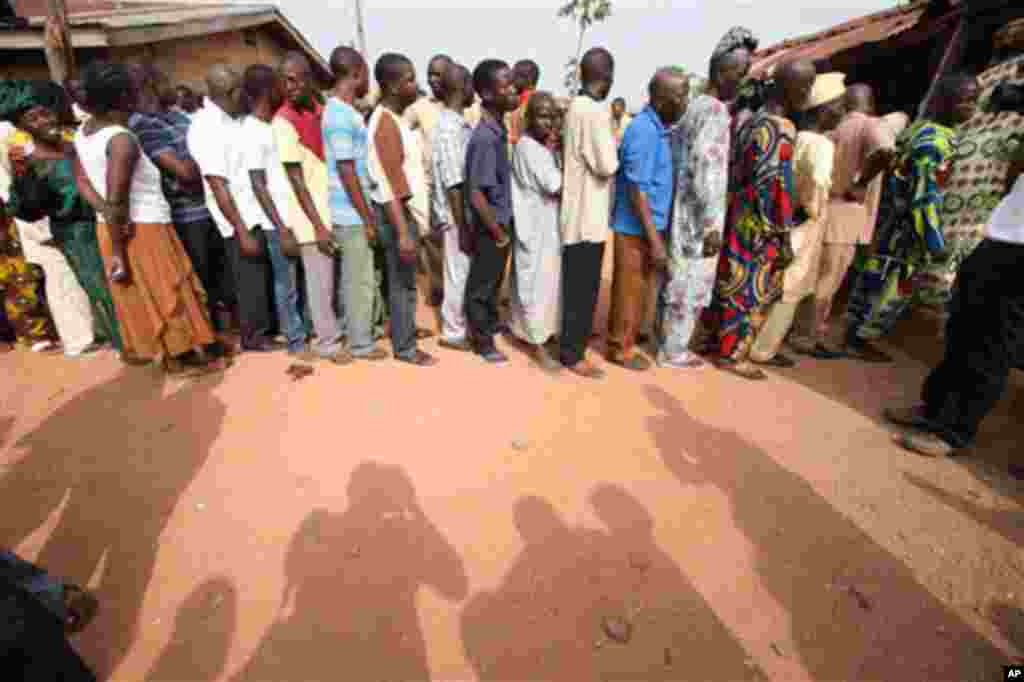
[607,232,656,361]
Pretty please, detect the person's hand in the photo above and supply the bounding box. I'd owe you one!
[238,229,263,258]
[492,225,510,249]
[120,222,136,241]
[650,235,669,272]
[398,233,418,264]
[845,182,869,203]
[364,219,378,245]
[702,229,722,258]
[279,226,301,258]
[8,145,29,176]
[315,227,337,257]
[429,224,446,245]
[458,224,476,256]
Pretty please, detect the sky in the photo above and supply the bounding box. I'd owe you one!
[277,0,897,105]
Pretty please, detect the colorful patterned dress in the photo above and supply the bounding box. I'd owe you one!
[7,152,122,351]
[658,94,731,367]
[711,110,800,360]
[916,54,1024,309]
[0,215,57,345]
[847,119,957,341]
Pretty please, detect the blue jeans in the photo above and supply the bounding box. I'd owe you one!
[375,204,420,360]
[265,231,306,353]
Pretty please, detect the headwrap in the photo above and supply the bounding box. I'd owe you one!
[0,80,36,124]
[0,80,73,125]
[712,27,759,62]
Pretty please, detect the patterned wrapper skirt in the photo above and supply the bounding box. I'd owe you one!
[0,218,57,345]
[96,221,215,361]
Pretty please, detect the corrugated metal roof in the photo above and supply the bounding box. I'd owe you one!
[24,2,276,29]
[750,1,961,76]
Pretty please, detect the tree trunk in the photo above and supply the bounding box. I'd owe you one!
[44,0,75,85]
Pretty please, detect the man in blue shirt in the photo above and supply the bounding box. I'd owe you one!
[608,67,689,371]
[323,46,389,361]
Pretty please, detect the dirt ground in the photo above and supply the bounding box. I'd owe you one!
[2,277,1023,681]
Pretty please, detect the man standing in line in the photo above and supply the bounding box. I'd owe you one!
[188,64,281,352]
[323,46,390,361]
[405,53,453,310]
[464,59,520,364]
[274,52,347,362]
[558,47,619,379]
[367,53,438,367]
[610,96,631,147]
[800,83,898,358]
[130,63,233,332]
[431,63,476,352]
[508,59,540,148]
[607,68,688,371]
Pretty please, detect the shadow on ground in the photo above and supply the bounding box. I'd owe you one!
[645,384,1008,681]
[904,471,1024,548]
[0,367,227,679]
[461,487,765,681]
[146,576,236,681]
[230,461,468,682]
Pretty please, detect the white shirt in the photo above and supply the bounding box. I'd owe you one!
[367,106,429,234]
[986,175,1024,245]
[74,124,172,224]
[187,98,244,237]
[238,116,292,231]
[560,95,620,246]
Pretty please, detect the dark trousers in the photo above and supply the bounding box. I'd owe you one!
[174,218,233,314]
[0,578,96,681]
[559,241,606,367]
[921,239,1024,448]
[225,231,275,348]
[465,228,511,353]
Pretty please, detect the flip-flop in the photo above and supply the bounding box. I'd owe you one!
[752,354,797,368]
[396,350,438,367]
[715,359,767,381]
[894,431,953,458]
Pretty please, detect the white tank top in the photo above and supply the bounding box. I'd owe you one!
[74,124,171,224]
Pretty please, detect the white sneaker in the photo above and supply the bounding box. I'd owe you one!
[30,340,59,353]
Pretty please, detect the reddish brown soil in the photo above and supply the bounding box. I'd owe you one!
[2,286,1021,681]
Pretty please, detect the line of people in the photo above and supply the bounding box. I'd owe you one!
[1,24,1021,456]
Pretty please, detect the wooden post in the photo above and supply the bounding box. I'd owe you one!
[44,0,75,84]
[354,0,367,58]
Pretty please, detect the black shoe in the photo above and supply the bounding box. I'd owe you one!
[243,337,287,353]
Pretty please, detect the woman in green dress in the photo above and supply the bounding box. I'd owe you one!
[0,80,122,351]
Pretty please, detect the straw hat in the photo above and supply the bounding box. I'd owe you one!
[804,72,847,111]
[994,18,1024,52]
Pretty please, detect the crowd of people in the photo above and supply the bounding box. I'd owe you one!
[1,13,1023,679]
[0,27,1021,460]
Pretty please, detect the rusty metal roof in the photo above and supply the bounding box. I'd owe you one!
[750,1,959,76]
[0,1,331,80]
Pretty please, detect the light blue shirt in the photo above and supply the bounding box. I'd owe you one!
[612,105,674,235]
[323,96,370,227]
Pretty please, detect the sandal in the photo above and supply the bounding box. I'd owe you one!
[844,340,893,364]
[568,359,606,380]
[396,350,438,367]
[894,431,954,458]
[609,354,653,371]
[415,327,435,340]
[715,358,767,381]
[796,343,846,360]
[883,405,929,429]
[326,349,354,366]
[752,354,797,369]
[355,347,390,361]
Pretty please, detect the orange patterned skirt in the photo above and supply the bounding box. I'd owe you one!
[96,222,214,361]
